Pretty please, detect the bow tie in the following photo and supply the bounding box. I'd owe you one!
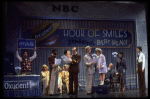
[89,54,93,59]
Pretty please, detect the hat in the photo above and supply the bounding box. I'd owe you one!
[72,47,77,51]
[95,48,102,52]
[119,51,124,55]
[85,46,92,52]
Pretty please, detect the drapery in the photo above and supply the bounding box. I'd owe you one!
[21,19,136,90]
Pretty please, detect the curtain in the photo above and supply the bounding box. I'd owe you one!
[21,19,136,90]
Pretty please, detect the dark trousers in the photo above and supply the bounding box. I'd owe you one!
[105,70,115,81]
[137,63,146,92]
[69,72,78,94]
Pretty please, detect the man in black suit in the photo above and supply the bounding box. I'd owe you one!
[68,47,81,95]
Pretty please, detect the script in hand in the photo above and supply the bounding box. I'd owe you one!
[55,58,61,66]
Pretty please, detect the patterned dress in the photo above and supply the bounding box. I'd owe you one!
[97,54,107,74]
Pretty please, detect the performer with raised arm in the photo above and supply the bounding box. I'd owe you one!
[16,47,37,75]
[83,46,95,95]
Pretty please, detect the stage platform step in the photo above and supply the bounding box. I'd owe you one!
[12,89,148,98]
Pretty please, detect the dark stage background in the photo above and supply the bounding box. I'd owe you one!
[19,19,136,90]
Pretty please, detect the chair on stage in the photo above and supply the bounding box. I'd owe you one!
[109,73,122,92]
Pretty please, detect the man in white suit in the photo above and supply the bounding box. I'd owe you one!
[83,46,95,95]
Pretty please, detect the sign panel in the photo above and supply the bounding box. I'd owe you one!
[18,39,36,49]
[3,80,39,91]
[22,22,132,48]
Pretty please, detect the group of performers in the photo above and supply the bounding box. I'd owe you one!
[16,46,146,96]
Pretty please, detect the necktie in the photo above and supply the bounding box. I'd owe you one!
[72,55,75,60]
[89,54,93,59]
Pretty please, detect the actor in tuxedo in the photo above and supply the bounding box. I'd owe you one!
[69,47,81,95]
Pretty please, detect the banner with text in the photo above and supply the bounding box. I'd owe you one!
[22,23,132,48]
[18,39,36,49]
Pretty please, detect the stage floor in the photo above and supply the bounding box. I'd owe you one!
[16,89,148,98]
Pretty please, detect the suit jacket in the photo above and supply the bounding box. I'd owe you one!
[84,53,95,74]
[48,54,56,78]
[69,54,81,74]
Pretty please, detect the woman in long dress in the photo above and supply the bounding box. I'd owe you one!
[41,64,49,95]
[116,51,126,91]
[96,48,107,85]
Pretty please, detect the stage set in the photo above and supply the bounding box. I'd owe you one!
[3,1,148,98]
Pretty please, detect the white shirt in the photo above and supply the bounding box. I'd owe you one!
[62,55,72,64]
[137,52,145,70]
[16,50,37,62]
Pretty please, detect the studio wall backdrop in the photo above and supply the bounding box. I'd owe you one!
[20,19,136,89]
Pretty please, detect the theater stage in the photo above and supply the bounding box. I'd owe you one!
[15,89,148,98]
